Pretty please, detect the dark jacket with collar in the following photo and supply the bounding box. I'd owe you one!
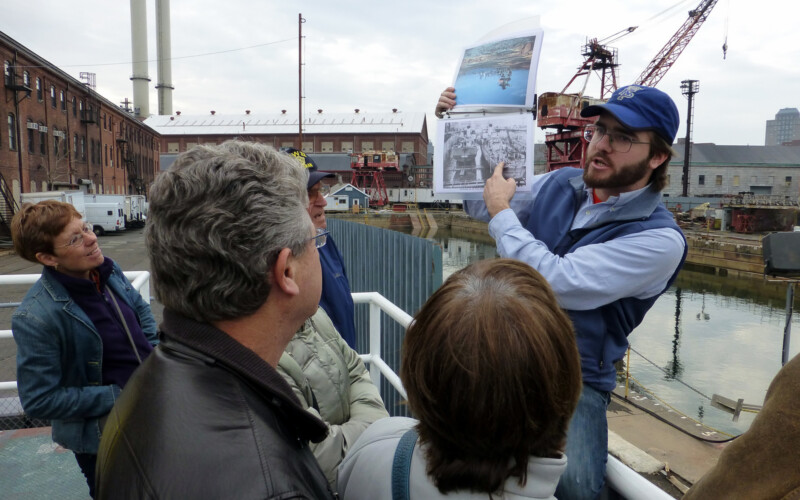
[96,309,335,500]
[525,167,687,392]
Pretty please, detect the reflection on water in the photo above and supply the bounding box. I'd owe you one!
[453,68,530,106]
[437,235,499,278]
[390,222,800,435]
[630,276,799,435]
[665,288,685,381]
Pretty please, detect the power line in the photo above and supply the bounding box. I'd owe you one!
[12,37,296,70]
[642,0,695,26]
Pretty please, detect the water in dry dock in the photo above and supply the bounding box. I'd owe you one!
[400,225,800,437]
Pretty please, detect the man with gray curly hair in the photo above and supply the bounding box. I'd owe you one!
[96,141,335,499]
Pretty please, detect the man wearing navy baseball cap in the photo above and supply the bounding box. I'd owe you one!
[284,148,357,350]
[279,149,389,488]
[442,84,688,499]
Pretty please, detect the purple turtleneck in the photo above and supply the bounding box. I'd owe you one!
[47,257,153,388]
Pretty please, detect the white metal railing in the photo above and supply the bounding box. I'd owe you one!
[0,271,150,391]
[0,280,674,499]
[352,292,411,400]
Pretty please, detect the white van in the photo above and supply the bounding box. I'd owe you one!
[85,202,125,236]
[125,194,146,228]
[21,191,86,220]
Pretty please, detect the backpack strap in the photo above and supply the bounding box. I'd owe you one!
[391,428,419,500]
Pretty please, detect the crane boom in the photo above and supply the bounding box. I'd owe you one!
[635,0,719,87]
[538,0,719,172]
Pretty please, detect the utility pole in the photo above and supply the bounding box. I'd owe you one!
[680,79,699,197]
[298,13,305,149]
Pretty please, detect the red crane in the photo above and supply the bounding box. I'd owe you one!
[537,0,719,172]
[635,0,719,87]
[349,150,399,207]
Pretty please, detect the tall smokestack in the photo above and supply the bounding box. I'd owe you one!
[129,0,150,118]
[155,0,174,115]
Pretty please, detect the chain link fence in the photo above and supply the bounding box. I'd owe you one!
[0,389,48,430]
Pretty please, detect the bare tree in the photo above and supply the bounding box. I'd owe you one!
[46,133,73,189]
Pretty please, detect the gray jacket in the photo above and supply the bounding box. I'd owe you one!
[278,307,389,488]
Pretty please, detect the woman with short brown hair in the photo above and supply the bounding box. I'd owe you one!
[11,200,157,498]
[338,258,582,499]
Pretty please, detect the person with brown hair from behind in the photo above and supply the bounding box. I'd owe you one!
[338,258,582,499]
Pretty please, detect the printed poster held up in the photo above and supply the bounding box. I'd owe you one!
[435,21,542,196]
[434,113,534,194]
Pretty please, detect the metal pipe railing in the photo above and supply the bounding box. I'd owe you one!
[352,292,411,400]
[607,455,674,499]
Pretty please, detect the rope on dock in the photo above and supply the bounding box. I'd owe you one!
[625,372,736,441]
[628,346,712,401]
[623,347,740,442]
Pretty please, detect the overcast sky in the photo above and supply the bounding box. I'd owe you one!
[4,0,795,146]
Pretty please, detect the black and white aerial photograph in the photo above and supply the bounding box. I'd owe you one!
[434,113,534,194]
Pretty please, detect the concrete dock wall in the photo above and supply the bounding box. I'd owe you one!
[331,212,771,278]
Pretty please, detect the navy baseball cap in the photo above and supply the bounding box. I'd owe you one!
[580,85,680,144]
[285,148,334,189]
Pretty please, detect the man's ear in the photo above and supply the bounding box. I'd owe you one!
[35,252,58,268]
[270,247,300,297]
[648,150,668,171]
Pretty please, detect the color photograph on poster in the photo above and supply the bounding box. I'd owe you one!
[434,113,534,195]
[450,29,543,110]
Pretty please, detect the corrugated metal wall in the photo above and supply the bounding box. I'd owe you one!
[327,218,442,416]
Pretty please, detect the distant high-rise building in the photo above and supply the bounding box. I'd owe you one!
[765,108,800,145]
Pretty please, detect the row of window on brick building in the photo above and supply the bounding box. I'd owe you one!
[4,60,159,153]
[4,113,119,167]
[6,62,95,120]
[695,174,792,187]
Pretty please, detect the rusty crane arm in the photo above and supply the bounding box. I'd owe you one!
[635,0,719,87]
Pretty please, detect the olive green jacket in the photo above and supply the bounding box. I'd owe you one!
[683,353,800,500]
[278,308,389,488]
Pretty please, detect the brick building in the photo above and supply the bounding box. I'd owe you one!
[1,31,160,208]
[145,109,429,188]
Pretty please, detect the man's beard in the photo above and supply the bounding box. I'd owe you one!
[583,153,652,189]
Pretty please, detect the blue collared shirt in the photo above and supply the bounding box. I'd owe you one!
[465,172,686,311]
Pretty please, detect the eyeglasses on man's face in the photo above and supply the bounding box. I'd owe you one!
[583,124,651,153]
[56,222,94,248]
[308,228,329,249]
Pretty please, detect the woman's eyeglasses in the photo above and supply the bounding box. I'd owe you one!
[56,222,94,248]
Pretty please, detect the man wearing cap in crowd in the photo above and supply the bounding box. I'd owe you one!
[436,84,688,499]
[285,148,358,349]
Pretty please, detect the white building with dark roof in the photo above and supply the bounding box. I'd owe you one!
[666,141,800,199]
